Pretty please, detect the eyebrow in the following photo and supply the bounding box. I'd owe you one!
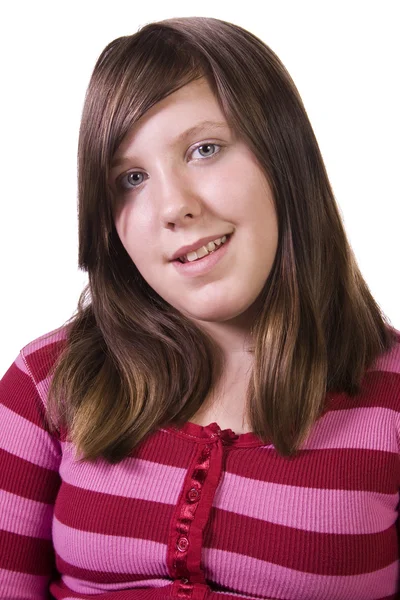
[111,120,229,169]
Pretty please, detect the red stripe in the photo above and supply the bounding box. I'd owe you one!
[225,447,398,493]
[55,555,149,584]
[0,362,47,428]
[23,340,66,384]
[205,509,398,576]
[326,371,400,413]
[0,448,60,503]
[49,578,174,599]
[0,529,55,575]
[127,427,199,467]
[54,482,174,541]
[212,585,398,600]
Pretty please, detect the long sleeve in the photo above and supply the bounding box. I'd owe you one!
[0,352,62,598]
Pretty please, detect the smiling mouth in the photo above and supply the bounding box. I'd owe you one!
[179,243,222,263]
[176,234,231,263]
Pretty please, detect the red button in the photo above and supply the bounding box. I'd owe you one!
[187,488,200,502]
[177,537,189,552]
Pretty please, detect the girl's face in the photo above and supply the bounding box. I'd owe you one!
[110,77,278,331]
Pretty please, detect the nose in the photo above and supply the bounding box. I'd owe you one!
[156,167,202,227]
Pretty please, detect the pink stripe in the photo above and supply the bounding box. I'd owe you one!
[211,593,261,600]
[62,574,172,595]
[15,352,49,411]
[15,354,52,412]
[14,352,30,375]
[369,336,400,374]
[53,516,169,575]
[21,326,68,358]
[0,567,50,598]
[0,489,53,539]
[36,375,53,405]
[0,404,61,470]
[59,442,185,503]
[204,548,398,600]
[303,407,400,451]
[215,472,397,534]
[17,352,50,410]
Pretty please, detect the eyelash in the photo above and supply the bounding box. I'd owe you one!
[116,142,222,192]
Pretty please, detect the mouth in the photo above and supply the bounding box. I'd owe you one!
[174,233,232,264]
[171,233,233,277]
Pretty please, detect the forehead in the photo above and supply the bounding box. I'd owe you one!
[112,78,230,161]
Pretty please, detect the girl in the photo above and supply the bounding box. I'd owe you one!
[0,16,399,600]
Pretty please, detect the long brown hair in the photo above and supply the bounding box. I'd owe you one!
[47,16,397,462]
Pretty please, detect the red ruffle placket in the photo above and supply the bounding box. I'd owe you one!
[167,423,238,599]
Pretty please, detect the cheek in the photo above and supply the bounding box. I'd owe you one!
[114,198,157,245]
[113,203,130,243]
[115,216,160,280]
[114,204,142,253]
[114,211,138,264]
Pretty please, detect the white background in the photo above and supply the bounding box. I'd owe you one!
[0,1,399,377]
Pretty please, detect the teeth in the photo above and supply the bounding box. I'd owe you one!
[183,235,228,263]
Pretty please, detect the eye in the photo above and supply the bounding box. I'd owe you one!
[115,143,222,192]
[117,171,147,191]
[190,143,221,160]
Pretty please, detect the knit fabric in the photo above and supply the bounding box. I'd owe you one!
[1,325,400,600]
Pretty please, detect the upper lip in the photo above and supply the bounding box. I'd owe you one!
[170,232,232,261]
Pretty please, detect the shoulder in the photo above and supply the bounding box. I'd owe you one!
[310,328,400,454]
[326,327,400,415]
[20,325,69,372]
[0,324,71,447]
[359,326,400,413]
[366,328,400,382]
[367,327,400,376]
[17,324,70,407]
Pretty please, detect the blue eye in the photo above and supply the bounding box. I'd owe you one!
[191,143,221,159]
[116,143,221,192]
[118,171,146,191]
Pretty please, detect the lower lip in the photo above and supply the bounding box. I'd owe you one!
[171,235,232,277]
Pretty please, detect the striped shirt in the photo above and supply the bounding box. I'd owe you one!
[0,325,399,600]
